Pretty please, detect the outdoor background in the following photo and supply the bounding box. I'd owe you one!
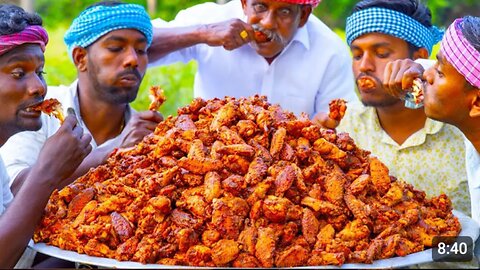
[2,0,479,116]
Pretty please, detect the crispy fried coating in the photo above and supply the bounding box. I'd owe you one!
[34,95,461,267]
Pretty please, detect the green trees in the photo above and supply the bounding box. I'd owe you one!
[32,0,479,116]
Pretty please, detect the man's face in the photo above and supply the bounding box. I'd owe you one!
[423,51,476,125]
[242,0,310,58]
[0,44,46,140]
[351,33,412,107]
[85,29,148,104]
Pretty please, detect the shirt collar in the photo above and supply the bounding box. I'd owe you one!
[291,22,310,50]
[359,104,445,148]
[70,79,134,148]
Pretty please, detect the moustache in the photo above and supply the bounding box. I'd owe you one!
[356,73,382,86]
[117,69,142,81]
[252,24,283,44]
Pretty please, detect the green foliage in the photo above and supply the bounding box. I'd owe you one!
[36,0,476,117]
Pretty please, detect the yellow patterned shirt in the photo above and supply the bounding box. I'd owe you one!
[337,102,470,215]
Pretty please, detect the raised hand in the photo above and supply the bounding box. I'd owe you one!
[383,59,425,99]
[119,110,164,148]
[202,19,255,50]
[33,114,92,188]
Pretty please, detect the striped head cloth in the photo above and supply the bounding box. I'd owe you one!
[64,3,152,58]
[0,25,48,56]
[346,7,444,55]
[275,0,321,8]
[441,18,480,89]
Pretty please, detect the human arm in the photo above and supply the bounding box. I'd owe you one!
[148,18,255,63]
[0,115,91,268]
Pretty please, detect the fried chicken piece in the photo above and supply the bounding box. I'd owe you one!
[177,157,223,175]
[238,225,257,254]
[328,99,347,122]
[313,138,347,161]
[67,187,95,218]
[30,98,65,124]
[255,227,277,267]
[262,195,294,223]
[111,212,134,242]
[185,245,212,266]
[270,127,286,159]
[324,171,346,205]
[148,85,166,111]
[275,245,310,267]
[216,143,255,157]
[232,253,261,267]
[244,156,268,186]
[274,164,295,196]
[211,239,240,265]
[210,102,238,132]
[302,208,320,245]
[301,196,342,216]
[204,171,222,202]
[336,219,370,241]
[369,157,391,195]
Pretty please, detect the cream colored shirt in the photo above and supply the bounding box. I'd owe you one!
[337,102,470,215]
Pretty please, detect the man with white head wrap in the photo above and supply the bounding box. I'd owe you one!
[148,0,357,118]
[0,1,163,195]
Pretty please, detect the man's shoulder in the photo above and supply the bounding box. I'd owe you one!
[46,81,76,100]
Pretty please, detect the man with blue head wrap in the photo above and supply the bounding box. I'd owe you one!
[315,0,471,236]
[0,1,163,195]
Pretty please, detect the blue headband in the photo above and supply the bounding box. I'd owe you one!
[64,3,152,57]
[346,7,444,54]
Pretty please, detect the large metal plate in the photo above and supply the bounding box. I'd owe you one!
[29,210,479,269]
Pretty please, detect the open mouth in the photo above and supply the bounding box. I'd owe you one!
[24,101,43,112]
[252,25,273,44]
[357,77,376,90]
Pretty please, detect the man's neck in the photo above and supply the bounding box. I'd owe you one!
[375,104,428,145]
[457,122,480,154]
[77,85,127,145]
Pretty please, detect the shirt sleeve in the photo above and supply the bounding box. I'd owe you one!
[313,48,358,115]
[0,125,48,186]
[0,157,13,213]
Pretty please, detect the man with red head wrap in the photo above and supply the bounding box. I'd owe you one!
[0,4,92,268]
[148,0,357,118]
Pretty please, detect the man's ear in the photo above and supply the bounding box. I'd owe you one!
[469,89,480,118]
[72,47,88,72]
[412,47,429,60]
[241,0,247,13]
[299,5,312,27]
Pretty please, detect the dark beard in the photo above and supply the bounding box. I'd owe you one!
[87,59,140,104]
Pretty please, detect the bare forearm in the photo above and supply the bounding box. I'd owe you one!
[148,25,206,63]
[10,169,29,196]
[0,176,54,268]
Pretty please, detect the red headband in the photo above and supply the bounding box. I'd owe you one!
[0,25,49,56]
[276,0,321,8]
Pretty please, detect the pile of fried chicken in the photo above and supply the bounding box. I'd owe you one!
[34,95,461,267]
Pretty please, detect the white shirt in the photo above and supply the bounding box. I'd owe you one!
[0,80,133,184]
[150,0,357,117]
[0,157,13,214]
[466,139,480,225]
